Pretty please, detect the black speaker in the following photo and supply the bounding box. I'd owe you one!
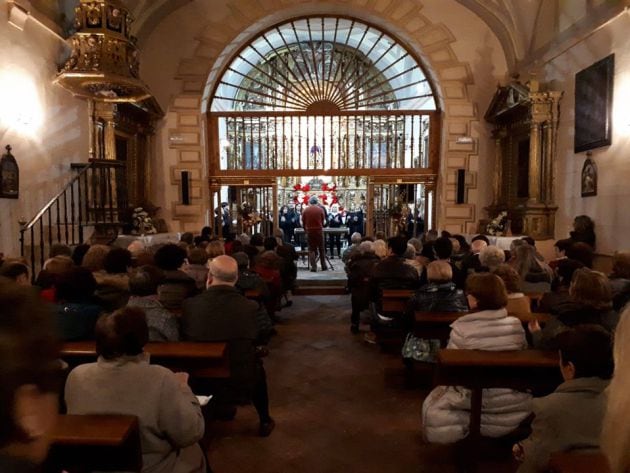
[181,171,190,205]
[456,169,466,204]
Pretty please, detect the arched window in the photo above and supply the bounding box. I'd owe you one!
[206,16,440,237]
[212,17,436,112]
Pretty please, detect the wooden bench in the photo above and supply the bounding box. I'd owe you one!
[45,414,142,472]
[61,341,230,379]
[414,311,551,346]
[381,289,415,313]
[434,349,562,472]
[548,451,610,473]
[244,288,264,301]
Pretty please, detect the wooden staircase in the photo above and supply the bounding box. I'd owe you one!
[20,160,127,277]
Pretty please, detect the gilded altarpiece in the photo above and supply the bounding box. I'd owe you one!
[485,80,562,239]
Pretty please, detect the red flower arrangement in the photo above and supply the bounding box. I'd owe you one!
[302,184,310,192]
[321,183,329,191]
[293,184,302,191]
[302,195,310,205]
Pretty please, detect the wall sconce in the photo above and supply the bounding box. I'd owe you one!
[0,145,19,199]
[0,68,44,136]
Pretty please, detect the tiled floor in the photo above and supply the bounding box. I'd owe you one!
[206,295,516,473]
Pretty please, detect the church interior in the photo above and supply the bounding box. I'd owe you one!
[2,0,630,472]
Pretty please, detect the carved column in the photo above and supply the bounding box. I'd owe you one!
[545,91,563,205]
[492,130,505,206]
[94,102,117,160]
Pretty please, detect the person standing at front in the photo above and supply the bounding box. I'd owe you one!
[301,196,327,272]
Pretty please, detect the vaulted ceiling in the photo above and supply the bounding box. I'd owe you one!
[48,0,630,71]
[120,0,542,67]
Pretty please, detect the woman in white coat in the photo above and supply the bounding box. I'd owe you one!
[422,273,531,444]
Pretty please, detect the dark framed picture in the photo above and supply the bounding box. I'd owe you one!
[574,54,614,153]
[581,158,597,197]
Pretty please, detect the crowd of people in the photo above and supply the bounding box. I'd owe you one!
[3,213,630,472]
[0,229,299,472]
[343,214,630,472]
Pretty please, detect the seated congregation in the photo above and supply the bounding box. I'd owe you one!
[0,230,296,473]
[3,214,630,472]
[343,215,630,472]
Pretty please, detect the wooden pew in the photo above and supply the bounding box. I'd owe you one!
[434,348,562,472]
[45,414,142,472]
[381,289,415,313]
[244,288,264,301]
[414,311,551,347]
[61,341,230,379]
[548,451,610,473]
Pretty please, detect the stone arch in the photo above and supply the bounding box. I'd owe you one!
[161,0,503,235]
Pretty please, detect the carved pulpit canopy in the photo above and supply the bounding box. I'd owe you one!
[484,81,531,125]
[54,0,152,103]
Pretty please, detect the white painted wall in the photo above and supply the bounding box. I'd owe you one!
[540,12,630,254]
[0,6,88,257]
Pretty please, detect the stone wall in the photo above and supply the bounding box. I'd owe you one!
[140,0,509,235]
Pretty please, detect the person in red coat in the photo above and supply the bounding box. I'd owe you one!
[301,196,327,272]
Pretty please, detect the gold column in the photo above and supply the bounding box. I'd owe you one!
[88,99,95,160]
[545,91,563,205]
[527,118,541,204]
[94,102,117,160]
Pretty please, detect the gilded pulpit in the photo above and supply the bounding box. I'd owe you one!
[484,79,562,239]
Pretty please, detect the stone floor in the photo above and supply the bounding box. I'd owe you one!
[206,295,516,473]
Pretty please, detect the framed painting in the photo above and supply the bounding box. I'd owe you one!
[574,54,614,153]
[581,157,597,197]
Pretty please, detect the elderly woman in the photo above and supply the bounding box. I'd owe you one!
[479,245,506,272]
[93,248,133,311]
[373,239,388,259]
[530,268,617,349]
[609,251,630,311]
[407,261,468,316]
[126,266,179,342]
[0,280,62,472]
[403,243,424,277]
[422,273,530,444]
[509,244,553,293]
[493,264,530,314]
[403,261,468,361]
[65,307,206,473]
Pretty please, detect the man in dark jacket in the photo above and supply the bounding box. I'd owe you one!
[347,241,381,333]
[370,236,420,324]
[182,255,275,436]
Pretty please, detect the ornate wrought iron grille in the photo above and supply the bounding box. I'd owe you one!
[211,17,436,112]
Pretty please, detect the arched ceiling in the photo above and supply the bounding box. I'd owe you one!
[121,0,545,69]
